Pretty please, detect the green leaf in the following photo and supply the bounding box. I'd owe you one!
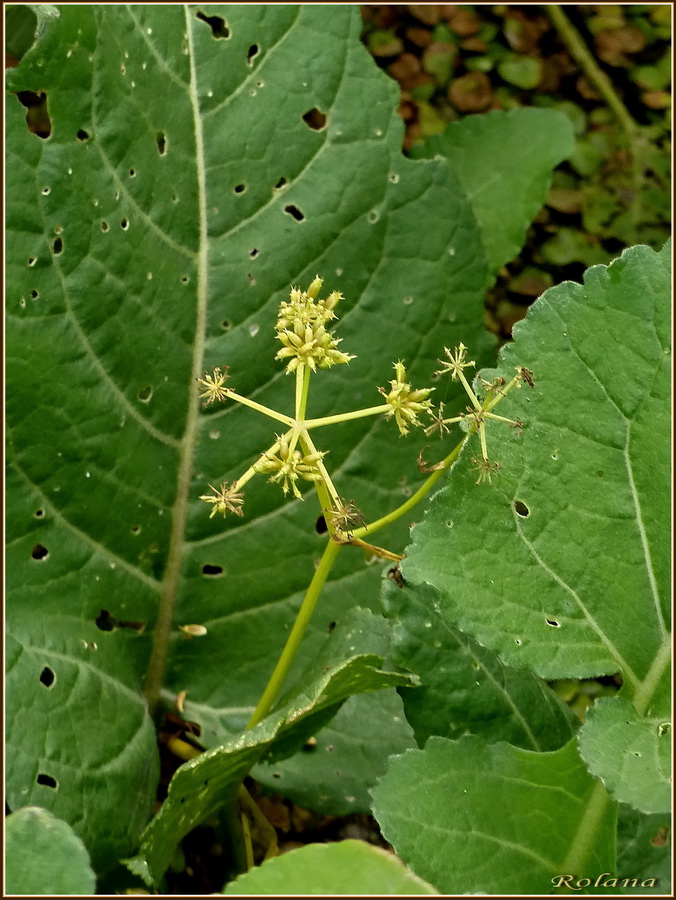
[382,579,578,750]
[5,806,96,895]
[6,3,493,867]
[222,839,438,894]
[411,108,574,279]
[578,697,671,814]
[254,689,416,814]
[371,736,616,895]
[497,54,542,89]
[126,653,417,887]
[402,242,671,691]
[616,805,671,894]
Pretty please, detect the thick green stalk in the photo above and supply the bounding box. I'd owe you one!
[246,537,342,728]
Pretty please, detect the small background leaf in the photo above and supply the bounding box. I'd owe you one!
[411,108,575,280]
[6,806,96,895]
[371,735,616,895]
[222,839,438,895]
[578,697,671,814]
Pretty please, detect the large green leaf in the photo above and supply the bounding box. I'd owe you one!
[126,653,416,887]
[411,108,575,280]
[5,3,491,870]
[371,736,616,895]
[5,806,96,895]
[222,839,438,895]
[382,579,578,750]
[402,242,670,688]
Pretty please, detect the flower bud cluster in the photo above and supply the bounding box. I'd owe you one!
[275,277,355,373]
[254,434,325,499]
[379,361,434,435]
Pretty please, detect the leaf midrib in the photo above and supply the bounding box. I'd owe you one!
[143,6,210,713]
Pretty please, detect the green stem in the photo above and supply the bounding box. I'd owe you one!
[633,634,672,716]
[304,404,390,429]
[300,430,341,508]
[350,433,468,541]
[296,364,311,420]
[557,781,611,887]
[547,5,638,139]
[246,537,342,728]
[225,390,294,427]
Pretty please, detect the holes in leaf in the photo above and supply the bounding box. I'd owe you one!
[233,183,246,194]
[657,722,670,737]
[101,221,109,233]
[545,618,560,628]
[247,273,256,286]
[271,772,281,779]
[196,11,230,39]
[274,176,287,190]
[41,186,51,195]
[171,192,179,203]
[16,90,51,138]
[76,128,91,141]
[284,204,304,222]
[368,210,379,224]
[121,218,129,230]
[513,500,530,518]
[220,319,231,331]
[248,248,259,259]
[34,509,45,519]
[31,543,48,560]
[327,621,337,633]
[96,608,145,633]
[131,525,141,535]
[96,609,116,632]
[246,44,260,66]
[155,130,167,156]
[315,515,327,534]
[138,385,153,402]
[53,237,63,255]
[28,257,37,267]
[30,289,39,300]
[36,773,58,789]
[39,666,55,687]
[514,638,522,645]
[202,564,223,577]
[129,168,136,177]
[302,107,327,130]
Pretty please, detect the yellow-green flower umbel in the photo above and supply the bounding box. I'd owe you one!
[379,361,434,436]
[275,277,355,373]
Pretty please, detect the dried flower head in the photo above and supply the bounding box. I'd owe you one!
[197,367,231,406]
[199,482,245,518]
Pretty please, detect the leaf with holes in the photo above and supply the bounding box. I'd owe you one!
[382,579,578,750]
[390,241,670,891]
[371,736,616,895]
[5,806,97,895]
[222,839,438,895]
[410,108,575,282]
[5,2,580,880]
[5,3,491,872]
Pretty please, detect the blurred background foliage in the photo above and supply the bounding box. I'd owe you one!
[361,4,671,338]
